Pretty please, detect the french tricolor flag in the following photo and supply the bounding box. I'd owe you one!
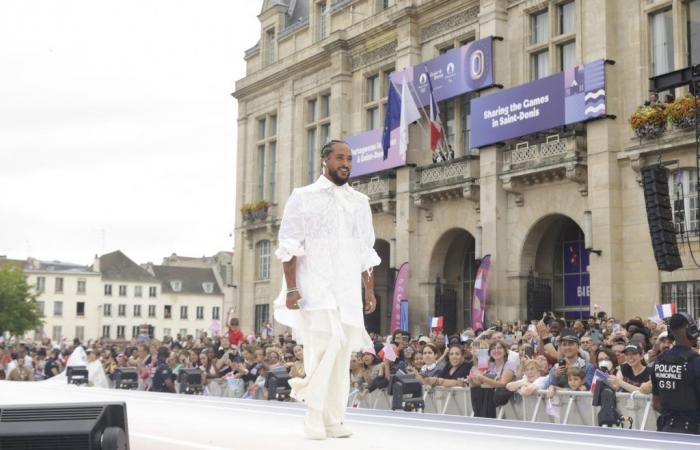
[656,303,676,319]
[590,369,608,393]
[429,316,444,333]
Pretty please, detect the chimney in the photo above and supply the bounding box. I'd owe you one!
[93,254,100,273]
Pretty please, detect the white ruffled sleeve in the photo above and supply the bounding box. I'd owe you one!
[358,198,381,273]
[275,190,305,262]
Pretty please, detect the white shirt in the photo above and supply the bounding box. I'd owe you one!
[273,175,381,331]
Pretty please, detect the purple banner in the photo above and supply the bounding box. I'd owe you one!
[390,37,494,106]
[471,255,491,331]
[471,59,607,147]
[391,262,409,333]
[563,240,590,319]
[345,128,405,178]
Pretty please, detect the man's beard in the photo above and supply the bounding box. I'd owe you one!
[328,168,349,186]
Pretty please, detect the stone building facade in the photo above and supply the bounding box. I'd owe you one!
[232,0,700,337]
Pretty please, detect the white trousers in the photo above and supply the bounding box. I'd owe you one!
[289,310,354,426]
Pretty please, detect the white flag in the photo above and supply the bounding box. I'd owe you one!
[399,72,421,159]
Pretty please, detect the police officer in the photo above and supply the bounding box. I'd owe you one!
[650,313,700,434]
[150,346,175,393]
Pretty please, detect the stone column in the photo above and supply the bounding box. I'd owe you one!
[477,0,514,321]
[392,4,424,333]
[233,102,252,332]
[581,0,624,318]
[328,41,352,139]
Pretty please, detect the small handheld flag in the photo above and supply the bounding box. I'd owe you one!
[382,343,397,362]
[656,303,676,319]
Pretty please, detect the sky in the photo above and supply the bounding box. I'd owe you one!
[0,0,261,265]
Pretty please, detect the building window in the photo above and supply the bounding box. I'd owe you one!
[76,302,85,317]
[134,304,141,317]
[180,306,188,319]
[132,326,139,338]
[103,304,111,317]
[662,281,700,319]
[171,280,182,292]
[255,113,278,201]
[55,277,63,293]
[306,94,331,183]
[77,280,86,294]
[317,1,328,41]
[102,325,111,339]
[254,304,269,335]
[36,301,44,317]
[164,305,172,319]
[105,284,112,296]
[36,276,45,293]
[670,168,699,234]
[134,285,142,297]
[212,306,220,320]
[264,27,276,65]
[196,306,204,320]
[148,305,156,318]
[149,286,157,297]
[689,0,700,66]
[558,1,575,35]
[202,282,214,294]
[364,70,391,131]
[75,326,84,342]
[256,240,271,280]
[559,41,576,71]
[531,10,549,44]
[179,328,188,337]
[52,325,62,343]
[119,285,127,297]
[650,8,674,76]
[53,301,63,317]
[117,325,125,339]
[118,304,126,317]
[382,0,395,8]
[163,328,171,338]
[532,50,550,79]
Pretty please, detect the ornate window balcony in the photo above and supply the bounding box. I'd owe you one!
[412,155,479,206]
[500,134,587,206]
[351,174,396,214]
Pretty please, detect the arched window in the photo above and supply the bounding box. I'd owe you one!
[669,168,698,234]
[256,240,271,280]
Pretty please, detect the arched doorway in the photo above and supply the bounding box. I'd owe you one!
[429,229,478,335]
[522,215,589,321]
[364,239,392,335]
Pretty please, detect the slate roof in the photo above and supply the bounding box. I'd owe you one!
[98,250,157,282]
[151,265,223,296]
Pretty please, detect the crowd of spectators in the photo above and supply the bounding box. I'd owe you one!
[0,311,694,418]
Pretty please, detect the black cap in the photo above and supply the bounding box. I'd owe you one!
[623,344,643,354]
[559,330,580,344]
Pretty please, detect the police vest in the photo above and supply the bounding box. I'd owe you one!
[654,348,699,412]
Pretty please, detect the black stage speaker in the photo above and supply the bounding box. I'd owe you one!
[0,402,129,450]
[641,165,683,272]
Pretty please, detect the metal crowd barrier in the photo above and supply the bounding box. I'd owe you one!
[347,386,658,431]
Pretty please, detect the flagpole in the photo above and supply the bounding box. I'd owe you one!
[419,68,449,161]
[406,80,448,162]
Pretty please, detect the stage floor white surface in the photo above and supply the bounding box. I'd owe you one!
[1,381,698,450]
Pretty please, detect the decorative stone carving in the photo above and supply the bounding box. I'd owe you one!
[501,175,524,207]
[629,152,645,186]
[413,195,434,221]
[255,283,270,301]
[351,41,398,70]
[565,163,588,197]
[420,6,479,42]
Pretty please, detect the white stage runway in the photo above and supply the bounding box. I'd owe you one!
[0,381,697,450]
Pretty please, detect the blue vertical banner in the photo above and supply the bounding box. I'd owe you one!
[399,299,409,331]
[563,240,590,319]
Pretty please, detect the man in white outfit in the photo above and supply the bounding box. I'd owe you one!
[274,140,379,440]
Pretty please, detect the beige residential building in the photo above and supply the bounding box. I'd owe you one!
[15,251,225,342]
[24,259,101,343]
[232,0,700,337]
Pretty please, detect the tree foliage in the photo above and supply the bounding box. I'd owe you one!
[0,264,43,337]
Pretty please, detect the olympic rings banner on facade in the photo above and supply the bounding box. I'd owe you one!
[346,37,495,178]
[471,59,607,148]
[389,36,495,107]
